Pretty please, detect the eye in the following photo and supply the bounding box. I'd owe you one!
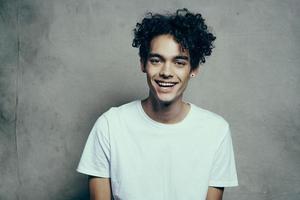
[175,60,187,67]
[149,58,161,65]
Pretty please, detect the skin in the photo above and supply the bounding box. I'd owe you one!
[88,176,112,200]
[206,187,224,200]
[141,34,198,124]
[89,34,223,200]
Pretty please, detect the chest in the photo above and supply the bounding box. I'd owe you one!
[110,124,217,179]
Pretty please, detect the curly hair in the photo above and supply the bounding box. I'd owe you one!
[132,8,216,69]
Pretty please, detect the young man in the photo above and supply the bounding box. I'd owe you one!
[77,8,238,200]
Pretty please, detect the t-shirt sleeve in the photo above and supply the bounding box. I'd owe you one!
[209,126,238,187]
[76,115,110,178]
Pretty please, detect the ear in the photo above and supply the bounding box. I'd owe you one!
[190,67,199,78]
[140,59,146,73]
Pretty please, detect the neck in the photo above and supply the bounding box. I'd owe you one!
[141,94,190,124]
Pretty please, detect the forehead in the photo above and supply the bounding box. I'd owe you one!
[149,34,189,58]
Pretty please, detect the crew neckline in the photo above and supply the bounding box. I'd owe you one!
[136,100,194,129]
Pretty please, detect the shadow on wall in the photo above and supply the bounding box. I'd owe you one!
[74,185,90,200]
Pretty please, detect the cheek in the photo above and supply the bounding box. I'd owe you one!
[177,71,190,82]
[146,68,159,78]
[145,71,156,84]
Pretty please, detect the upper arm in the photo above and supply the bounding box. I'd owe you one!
[208,127,238,187]
[88,176,112,200]
[206,186,224,200]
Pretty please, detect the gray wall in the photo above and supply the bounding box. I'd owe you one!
[1,0,299,199]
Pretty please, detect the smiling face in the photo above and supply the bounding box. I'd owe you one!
[142,34,198,104]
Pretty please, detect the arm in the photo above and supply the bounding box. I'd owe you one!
[206,186,224,200]
[88,176,112,200]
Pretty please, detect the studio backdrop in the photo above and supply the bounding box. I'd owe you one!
[0,0,299,199]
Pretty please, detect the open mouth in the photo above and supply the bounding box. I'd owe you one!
[155,80,178,87]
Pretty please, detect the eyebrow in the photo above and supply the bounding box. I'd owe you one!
[148,53,189,61]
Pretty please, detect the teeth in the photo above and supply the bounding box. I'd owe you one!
[157,81,176,87]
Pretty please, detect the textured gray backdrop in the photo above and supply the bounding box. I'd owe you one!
[1,0,299,199]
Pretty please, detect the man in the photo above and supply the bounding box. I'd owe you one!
[77,8,238,200]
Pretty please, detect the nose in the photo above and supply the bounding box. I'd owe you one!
[159,62,173,78]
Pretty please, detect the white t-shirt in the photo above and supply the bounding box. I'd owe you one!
[77,100,238,200]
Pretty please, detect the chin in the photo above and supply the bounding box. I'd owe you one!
[155,94,179,104]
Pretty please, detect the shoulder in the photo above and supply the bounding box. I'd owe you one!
[190,104,230,139]
[192,104,229,128]
[103,100,138,117]
[95,100,139,124]
[92,100,139,133]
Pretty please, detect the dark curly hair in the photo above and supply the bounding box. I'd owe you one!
[132,8,216,69]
